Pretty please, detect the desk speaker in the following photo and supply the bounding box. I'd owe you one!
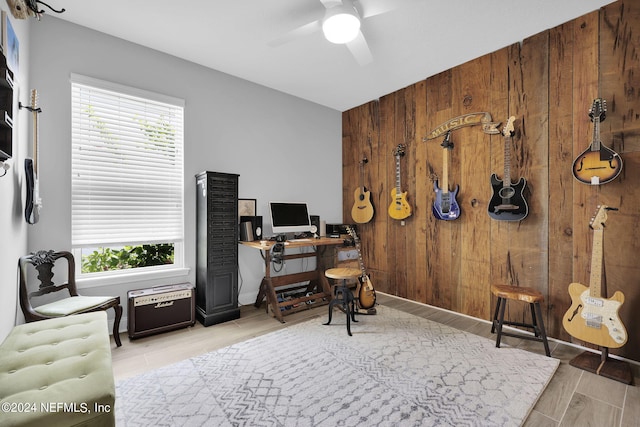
[127,283,195,339]
[240,215,262,240]
[310,215,320,235]
[326,223,356,238]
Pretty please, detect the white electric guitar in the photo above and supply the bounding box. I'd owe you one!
[562,205,627,348]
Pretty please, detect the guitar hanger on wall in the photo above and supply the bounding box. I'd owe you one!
[6,0,65,20]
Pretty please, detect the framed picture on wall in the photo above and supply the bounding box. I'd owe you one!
[5,14,17,75]
[238,198,256,219]
[0,11,5,54]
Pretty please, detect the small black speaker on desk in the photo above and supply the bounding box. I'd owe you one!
[240,215,262,240]
[310,215,320,236]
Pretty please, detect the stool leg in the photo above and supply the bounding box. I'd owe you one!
[529,303,539,337]
[350,298,358,322]
[495,298,507,349]
[324,290,340,326]
[343,280,354,336]
[491,297,502,334]
[345,297,352,336]
[348,287,358,323]
[533,302,551,357]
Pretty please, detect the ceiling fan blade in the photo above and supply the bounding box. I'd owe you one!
[319,0,343,8]
[346,31,373,66]
[268,20,322,47]
[356,0,398,18]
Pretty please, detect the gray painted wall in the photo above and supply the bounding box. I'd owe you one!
[0,10,31,342]
[1,15,342,340]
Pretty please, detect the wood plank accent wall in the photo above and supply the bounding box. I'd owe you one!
[341,0,640,362]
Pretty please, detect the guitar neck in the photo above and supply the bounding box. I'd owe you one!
[346,227,367,277]
[441,147,449,192]
[395,155,402,195]
[31,89,39,174]
[503,134,511,186]
[589,228,604,298]
[355,240,366,276]
[591,117,601,151]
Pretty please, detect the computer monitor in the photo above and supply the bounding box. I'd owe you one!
[269,201,312,236]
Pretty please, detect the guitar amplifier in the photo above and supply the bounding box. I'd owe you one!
[127,283,195,339]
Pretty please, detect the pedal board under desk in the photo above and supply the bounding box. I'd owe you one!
[128,283,195,339]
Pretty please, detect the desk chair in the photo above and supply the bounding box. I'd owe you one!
[18,250,123,347]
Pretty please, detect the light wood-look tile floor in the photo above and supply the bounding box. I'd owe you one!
[111,293,639,427]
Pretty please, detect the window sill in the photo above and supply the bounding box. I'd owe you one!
[77,267,190,290]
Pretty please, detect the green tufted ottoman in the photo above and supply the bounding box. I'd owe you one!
[0,312,115,426]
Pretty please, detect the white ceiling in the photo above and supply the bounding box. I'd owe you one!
[42,0,615,111]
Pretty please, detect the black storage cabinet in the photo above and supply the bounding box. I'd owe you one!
[195,171,240,326]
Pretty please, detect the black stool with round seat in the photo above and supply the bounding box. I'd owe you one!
[323,267,361,336]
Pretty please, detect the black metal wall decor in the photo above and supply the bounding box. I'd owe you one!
[6,0,65,20]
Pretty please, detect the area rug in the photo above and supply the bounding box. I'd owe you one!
[115,305,559,426]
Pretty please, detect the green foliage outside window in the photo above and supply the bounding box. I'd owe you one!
[81,244,174,273]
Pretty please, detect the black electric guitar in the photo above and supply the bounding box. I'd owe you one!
[351,157,374,224]
[432,131,460,220]
[562,205,627,348]
[346,226,376,310]
[488,116,528,221]
[24,89,42,224]
[388,144,411,220]
[572,98,623,185]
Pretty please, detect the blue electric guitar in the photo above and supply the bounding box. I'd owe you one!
[488,116,528,221]
[432,131,460,220]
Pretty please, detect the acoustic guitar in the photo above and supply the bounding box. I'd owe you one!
[388,144,411,220]
[488,116,528,221]
[432,131,460,220]
[351,157,374,224]
[562,205,627,348]
[24,89,42,225]
[572,98,622,185]
[345,226,376,310]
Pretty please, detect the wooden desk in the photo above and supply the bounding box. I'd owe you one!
[240,237,345,322]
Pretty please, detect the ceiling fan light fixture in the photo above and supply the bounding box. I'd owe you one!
[322,9,361,44]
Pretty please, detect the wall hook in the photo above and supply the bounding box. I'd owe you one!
[19,101,42,114]
[6,0,66,21]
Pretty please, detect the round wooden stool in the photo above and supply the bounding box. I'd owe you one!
[323,267,361,336]
[490,284,551,357]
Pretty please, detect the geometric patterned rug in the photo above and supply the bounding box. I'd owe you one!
[115,305,559,426]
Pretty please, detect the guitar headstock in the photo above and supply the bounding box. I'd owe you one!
[502,116,515,137]
[31,89,38,109]
[590,205,609,230]
[589,98,606,123]
[393,144,406,157]
[440,131,454,150]
[345,225,359,243]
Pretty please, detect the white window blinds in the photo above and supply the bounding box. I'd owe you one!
[71,75,184,247]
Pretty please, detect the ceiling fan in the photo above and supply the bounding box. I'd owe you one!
[269,0,398,66]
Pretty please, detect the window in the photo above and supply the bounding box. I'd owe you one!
[71,74,184,280]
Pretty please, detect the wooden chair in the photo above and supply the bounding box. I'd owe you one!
[18,250,123,347]
[490,284,550,357]
[323,267,361,336]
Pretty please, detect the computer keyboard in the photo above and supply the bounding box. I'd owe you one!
[288,238,312,242]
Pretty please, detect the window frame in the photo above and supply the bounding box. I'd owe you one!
[70,74,187,285]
